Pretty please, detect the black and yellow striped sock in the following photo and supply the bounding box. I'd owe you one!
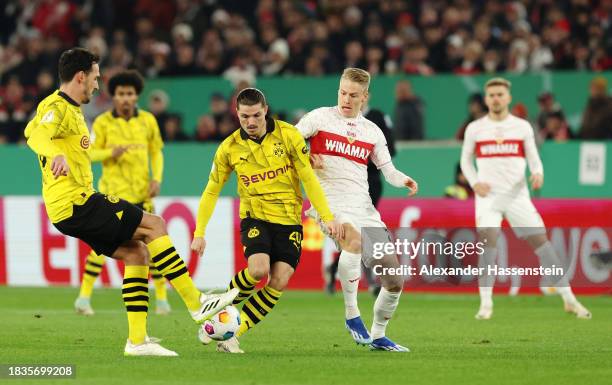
[149,265,167,302]
[229,268,260,305]
[237,285,282,337]
[147,235,200,312]
[78,251,106,298]
[122,265,149,345]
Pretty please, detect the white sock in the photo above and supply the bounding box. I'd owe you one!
[338,251,362,319]
[478,247,497,308]
[534,241,577,304]
[371,287,401,340]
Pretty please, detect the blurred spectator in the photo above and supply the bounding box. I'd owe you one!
[539,111,573,142]
[193,115,218,142]
[148,89,171,131]
[444,163,473,200]
[511,102,529,120]
[209,92,230,126]
[456,93,487,140]
[0,76,34,143]
[536,92,564,131]
[580,77,612,139]
[393,80,424,140]
[162,114,189,142]
[217,114,237,140]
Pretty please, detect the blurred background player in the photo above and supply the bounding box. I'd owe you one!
[25,47,238,356]
[296,68,418,352]
[460,77,591,320]
[191,88,342,353]
[74,69,171,316]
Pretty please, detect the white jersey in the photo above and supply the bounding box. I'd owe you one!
[296,106,392,208]
[460,114,543,196]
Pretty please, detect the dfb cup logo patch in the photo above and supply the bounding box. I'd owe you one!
[248,227,260,238]
[80,135,90,149]
[105,194,120,203]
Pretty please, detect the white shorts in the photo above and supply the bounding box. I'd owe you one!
[476,194,546,238]
[306,205,389,267]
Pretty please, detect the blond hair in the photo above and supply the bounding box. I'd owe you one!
[341,67,370,90]
[484,77,511,90]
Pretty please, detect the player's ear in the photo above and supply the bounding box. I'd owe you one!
[263,104,269,115]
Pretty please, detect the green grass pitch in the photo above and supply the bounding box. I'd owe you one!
[0,287,611,385]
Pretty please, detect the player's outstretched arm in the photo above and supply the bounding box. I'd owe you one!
[191,146,232,256]
[149,114,164,198]
[524,123,544,190]
[379,162,418,196]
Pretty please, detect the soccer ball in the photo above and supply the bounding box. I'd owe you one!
[199,305,241,341]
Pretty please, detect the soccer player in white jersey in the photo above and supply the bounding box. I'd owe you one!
[460,77,591,320]
[296,68,418,352]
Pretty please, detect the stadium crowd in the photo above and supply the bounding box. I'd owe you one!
[1,0,612,143]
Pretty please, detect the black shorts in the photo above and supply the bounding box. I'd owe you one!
[134,200,154,214]
[240,217,303,269]
[54,193,144,256]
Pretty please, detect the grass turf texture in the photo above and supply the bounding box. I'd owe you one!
[0,287,610,385]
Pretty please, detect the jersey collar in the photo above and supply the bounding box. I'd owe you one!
[112,108,139,119]
[239,116,276,143]
[58,91,80,106]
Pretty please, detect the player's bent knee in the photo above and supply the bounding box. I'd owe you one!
[381,274,404,292]
[247,263,270,281]
[122,244,148,266]
[268,275,290,291]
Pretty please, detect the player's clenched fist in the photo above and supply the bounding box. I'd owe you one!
[323,220,344,240]
[191,237,207,257]
[405,177,418,196]
[530,173,543,190]
[51,155,69,178]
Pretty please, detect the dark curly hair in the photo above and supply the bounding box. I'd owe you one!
[108,70,145,96]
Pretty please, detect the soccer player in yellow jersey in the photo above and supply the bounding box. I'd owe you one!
[24,47,238,357]
[74,70,171,316]
[191,88,343,353]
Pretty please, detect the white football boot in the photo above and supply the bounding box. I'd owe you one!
[564,301,592,319]
[191,289,240,324]
[475,305,493,320]
[124,339,178,357]
[216,337,244,354]
[155,300,172,315]
[74,297,94,316]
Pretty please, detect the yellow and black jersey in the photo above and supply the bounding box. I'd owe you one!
[24,90,95,223]
[194,118,334,237]
[89,108,163,204]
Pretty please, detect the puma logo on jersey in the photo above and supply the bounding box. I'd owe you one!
[324,139,371,160]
